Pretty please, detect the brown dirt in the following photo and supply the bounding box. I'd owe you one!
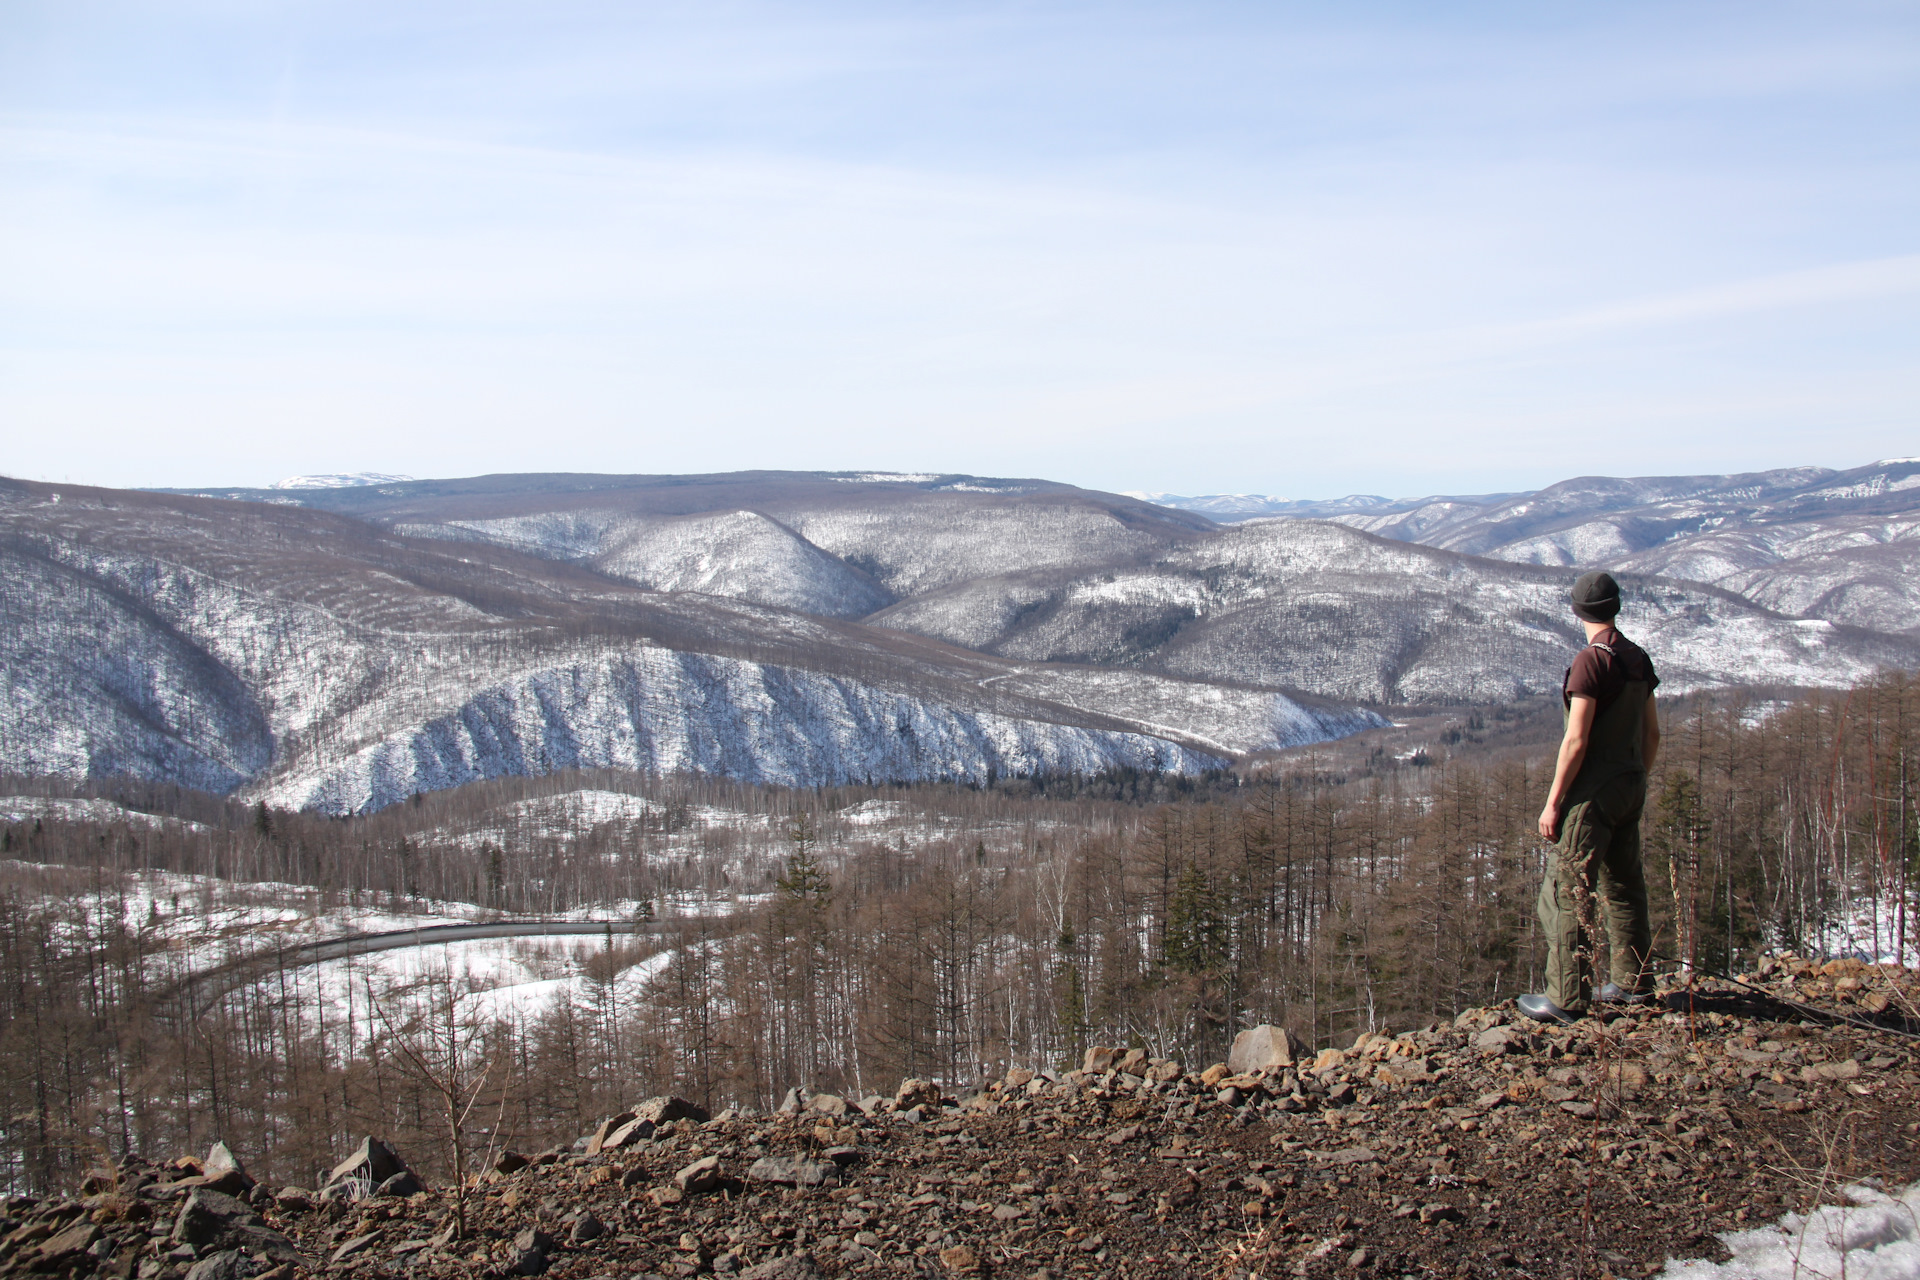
[11,966,1920,1280]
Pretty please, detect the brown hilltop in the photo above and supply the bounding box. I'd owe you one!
[8,964,1920,1280]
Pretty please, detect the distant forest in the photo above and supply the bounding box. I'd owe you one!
[0,674,1914,1193]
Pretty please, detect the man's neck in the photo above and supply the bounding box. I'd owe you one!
[1582,619,1616,642]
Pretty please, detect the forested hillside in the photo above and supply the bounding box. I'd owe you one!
[2,674,1912,1194]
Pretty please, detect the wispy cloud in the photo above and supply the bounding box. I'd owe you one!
[1,2,1916,494]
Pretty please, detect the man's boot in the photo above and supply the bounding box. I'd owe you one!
[1596,982,1652,1006]
[1516,993,1580,1025]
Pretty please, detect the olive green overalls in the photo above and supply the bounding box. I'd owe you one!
[1535,651,1653,1012]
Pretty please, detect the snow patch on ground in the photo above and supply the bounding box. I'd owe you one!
[0,861,725,1028]
[1660,1182,1920,1279]
[0,796,209,833]
[837,799,908,826]
[306,932,674,1027]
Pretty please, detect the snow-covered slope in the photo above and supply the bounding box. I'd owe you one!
[767,498,1193,598]
[273,473,414,490]
[273,645,1220,815]
[11,464,1917,812]
[0,480,1285,811]
[1135,460,1920,638]
[594,511,892,616]
[397,508,894,618]
[871,519,1919,704]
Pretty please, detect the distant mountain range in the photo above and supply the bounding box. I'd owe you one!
[270,472,416,491]
[2,461,1913,812]
[1122,491,1521,520]
[1144,458,1920,635]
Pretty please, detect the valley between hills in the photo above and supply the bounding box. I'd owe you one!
[6,459,1918,811]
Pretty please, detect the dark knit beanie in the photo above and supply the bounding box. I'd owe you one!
[1571,571,1621,623]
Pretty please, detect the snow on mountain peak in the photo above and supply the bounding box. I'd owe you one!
[271,472,415,490]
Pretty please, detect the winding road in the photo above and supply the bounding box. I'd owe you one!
[289,918,679,967]
[184,917,704,1016]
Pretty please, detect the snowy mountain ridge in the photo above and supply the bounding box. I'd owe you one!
[1146,458,1920,636]
[272,472,415,490]
[0,477,1372,812]
[7,463,1917,812]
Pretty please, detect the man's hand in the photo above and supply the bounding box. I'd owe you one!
[1540,695,1594,845]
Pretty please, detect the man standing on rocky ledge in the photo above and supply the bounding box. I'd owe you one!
[1519,570,1662,1024]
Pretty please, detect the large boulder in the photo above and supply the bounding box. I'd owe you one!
[324,1136,407,1199]
[512,1226,556,1275]
[634,1096,709,1126]
[377,1170,425,1197]
[33,1222,100,1267]
[171,1188,303,1265]
[198,1142,254,1196]
[675,1155,722,1193]
[600,1115,655,1149]
[172,1188,253,1250]
[1228,1025,1307,1075]
[585,1112,636,1154]
[894,1079,941,1110]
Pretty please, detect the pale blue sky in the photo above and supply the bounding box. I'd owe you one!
[2,2,1915,497]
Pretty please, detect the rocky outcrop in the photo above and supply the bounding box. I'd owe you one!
[14,966,1920,1279]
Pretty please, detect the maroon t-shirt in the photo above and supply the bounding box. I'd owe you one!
[1562,627,1659,711]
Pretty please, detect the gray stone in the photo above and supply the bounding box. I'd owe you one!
[376,1170,424,1197]
[199,1144,254,1196]
[776,1088,806,1114]
[1475,1027,1518,1056]
[34,1222,101,1265]
[585,1112,637,1154]
[329,1233,379,1263]
[184,1250,252,1280]
[602,1115,656,1149]
[746,1156,841,1188]
[634,1096,710,1125]
[675,1155,722,1193]
[1228,1025,1306,1075]
[569,1211,606,1245]
[739,1253,825,1280]
[172,1189,255,1249]
[894,1078,941,1110]
[806,1093,850,1117]
[171,1188,302,1266]
[324,1136,407,1191]
[513,1227,557,1275]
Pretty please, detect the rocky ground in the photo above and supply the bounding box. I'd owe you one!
[6,956,1919,1280]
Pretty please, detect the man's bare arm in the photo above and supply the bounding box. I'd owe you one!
[1538,696,1596,840]
[1643,693,1660,769]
